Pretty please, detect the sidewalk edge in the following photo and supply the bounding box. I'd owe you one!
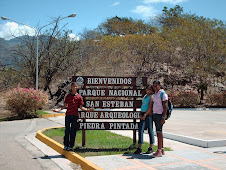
[35,127,103,170]
[42,113,65,117]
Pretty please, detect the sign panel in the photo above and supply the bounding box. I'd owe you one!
[78,122,139,130]
[79,111,140,119]
[72,76,147,87]
[85,100,142,108]
[73,76,147,146]
[78,88,144,97]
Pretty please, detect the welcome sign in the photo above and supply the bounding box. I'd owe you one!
[72,76,147,145]
[72,76,146,86]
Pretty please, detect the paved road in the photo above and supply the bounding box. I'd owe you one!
[0,118,78,170]
[1,109,226,170]
[165,109,226,140]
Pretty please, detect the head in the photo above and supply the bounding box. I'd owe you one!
[153,80,161,92]
[70,82,79,94]
[146,84,154,94]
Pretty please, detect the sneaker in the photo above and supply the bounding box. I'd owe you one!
[63,146,68,150]
[162,149,165,155]
[153,150,162,157]
[67,147,73,151]
[145,147,153,154]
[133,147,142,154]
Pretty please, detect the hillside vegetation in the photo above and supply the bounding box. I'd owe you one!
[0,5,225,108]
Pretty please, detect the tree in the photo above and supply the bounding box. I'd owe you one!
[98,16,156,36]
[156,5,184,28]
[8,17,83,96]
[158,6,226,100]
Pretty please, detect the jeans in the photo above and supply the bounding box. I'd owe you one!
[138,113,155,145]
[64,115,78,148]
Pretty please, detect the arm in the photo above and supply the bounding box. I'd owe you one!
[146,96,153,115]
[80,105,94,112]
[52,103,68,112]
[161,100,167,124]
[141,96,153,120]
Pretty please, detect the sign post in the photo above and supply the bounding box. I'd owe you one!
[72,76,147,146]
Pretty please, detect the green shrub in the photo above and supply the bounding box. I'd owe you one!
[4,88,48,118]
[206,93,223,107]
[170,91,200,108]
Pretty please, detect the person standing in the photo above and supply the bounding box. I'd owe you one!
[53,82,94,151]
[150,80,168,157]
[134,85,155,154]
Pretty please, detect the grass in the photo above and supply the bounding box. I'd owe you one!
[0,110,50,122]
[37,110,50,115]
[43,128,171,157]
[0,117,13,121]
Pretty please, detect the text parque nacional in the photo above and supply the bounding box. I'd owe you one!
[78,89,142,97]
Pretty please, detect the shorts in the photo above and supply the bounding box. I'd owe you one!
[153,114,163,133]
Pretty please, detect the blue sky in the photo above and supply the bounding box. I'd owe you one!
[0,0,225,40]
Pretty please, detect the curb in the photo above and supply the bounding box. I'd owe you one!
[163,132,226,148]
[35,127,103,170]
[42,113,65,117]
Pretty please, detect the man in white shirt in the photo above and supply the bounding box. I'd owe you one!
[150,80,168,157]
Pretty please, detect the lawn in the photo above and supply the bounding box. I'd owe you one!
[0,110,50,122]
[37,110,50,115]
[43,128,171,157]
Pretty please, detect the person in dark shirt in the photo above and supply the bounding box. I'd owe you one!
[53,82,94,151]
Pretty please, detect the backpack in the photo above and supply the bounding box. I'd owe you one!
[160,91,173,120]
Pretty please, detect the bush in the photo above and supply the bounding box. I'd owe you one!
[206,93,224,107]
[4,88,48,118]
[170,91,200,108]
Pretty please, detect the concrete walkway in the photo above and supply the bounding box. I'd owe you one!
[33,109,226,170]
[85,147,226,170]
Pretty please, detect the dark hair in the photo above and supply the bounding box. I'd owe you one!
[71,82,78,87]
[153,80,160,85]
[146,84,154,92]
[69,82,78,93]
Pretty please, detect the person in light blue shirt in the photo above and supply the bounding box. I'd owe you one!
[134,84,155,154]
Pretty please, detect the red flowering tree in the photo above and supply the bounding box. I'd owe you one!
[4,88,48,118]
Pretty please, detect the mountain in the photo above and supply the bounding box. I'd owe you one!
[0,38,14,67]
[0,36,35,67]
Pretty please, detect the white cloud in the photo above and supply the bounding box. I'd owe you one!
[0,22,80,41]
[143,0,187,4]
[111,2,120,6]
[0,22,36,40]
[69,33,80,41]
[131,5,158,18]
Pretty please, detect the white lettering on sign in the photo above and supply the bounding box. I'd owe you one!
[80,112,98,119]
[87,78,132,85]
[86,101,100,107]
[102,101,133,107]
[80,112,140,119]
[78,89,106,96]
[109,123,139,130]
[109,90,142,97]
[79,123,105,130]
[79,122,138,130]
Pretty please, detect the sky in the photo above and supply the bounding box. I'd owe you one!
[0,0,225,40]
